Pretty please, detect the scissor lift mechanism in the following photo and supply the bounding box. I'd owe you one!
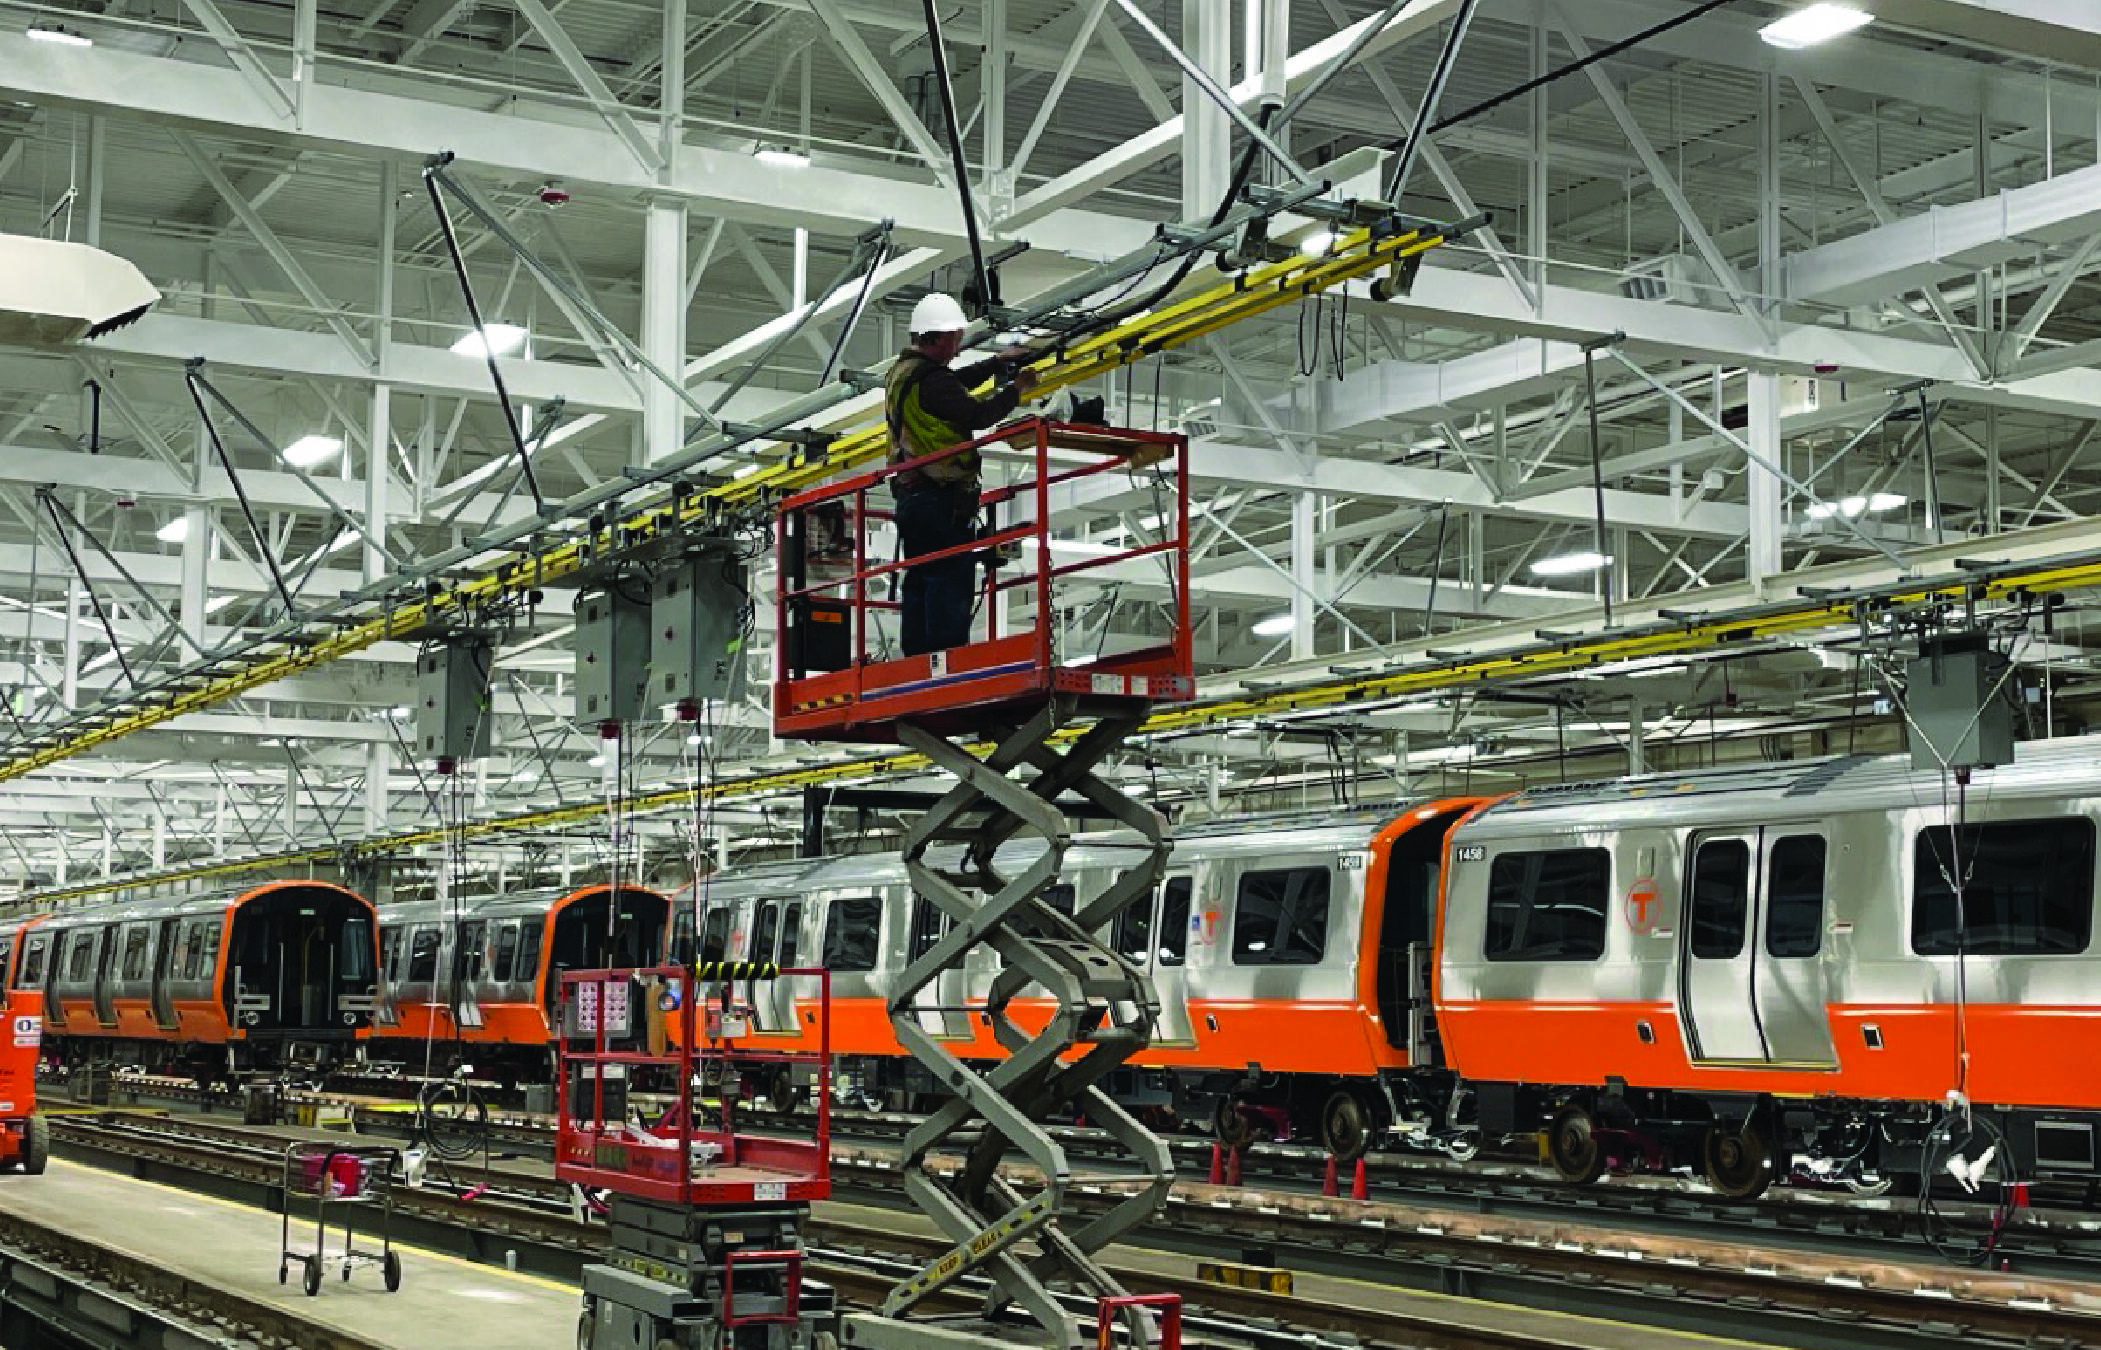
[778,419,1194,1350]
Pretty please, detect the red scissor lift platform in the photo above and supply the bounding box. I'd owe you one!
[776,417,1196,742]
[561,965,833,1350]
[773,417,1191,1350]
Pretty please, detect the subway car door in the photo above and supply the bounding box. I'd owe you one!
[150,918,180,1031]
[1751,832,1837,1067]
[1680,832,1765,1061]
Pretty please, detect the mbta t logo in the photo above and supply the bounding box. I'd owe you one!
[1624,879,1663,936]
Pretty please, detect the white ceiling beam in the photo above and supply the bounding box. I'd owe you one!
[1377,261,2101,420]
[1784,160,2101,308]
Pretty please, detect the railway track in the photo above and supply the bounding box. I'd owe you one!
[40,1108,2101,1350]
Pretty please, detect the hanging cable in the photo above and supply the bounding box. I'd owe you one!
[420,169,544,512]
[921,0,995,316]
[1581,341,1615,625]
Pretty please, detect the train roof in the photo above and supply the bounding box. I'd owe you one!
[377,881,668,926]
[4,878,367,935]
[1457,733,2101,837]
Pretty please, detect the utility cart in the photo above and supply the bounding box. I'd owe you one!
[278,1141,403,1296]
[561,962,834,1350]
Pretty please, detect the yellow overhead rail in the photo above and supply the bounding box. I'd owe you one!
[23,543,2101,909]
[0,215,1468,791]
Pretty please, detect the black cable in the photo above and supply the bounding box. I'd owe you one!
[921,0,994,316]
[36,490,134,690]
[185,372,299,620]
[1582,348,1614,625]
[421,170,544,510]
[1424,0,1738,139]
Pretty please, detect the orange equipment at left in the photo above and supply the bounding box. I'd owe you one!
[0,984,48,1175]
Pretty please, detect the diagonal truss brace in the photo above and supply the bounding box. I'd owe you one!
[882,702,1173,1348]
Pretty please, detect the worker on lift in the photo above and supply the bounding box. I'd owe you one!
[885,292,1038,656]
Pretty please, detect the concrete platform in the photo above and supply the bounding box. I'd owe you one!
[0,1160,574,1350]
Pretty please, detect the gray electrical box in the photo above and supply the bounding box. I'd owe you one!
[1907,634,2014,772]
[416,634,494,764]
[650,547,748,711]
[576,585,652,726]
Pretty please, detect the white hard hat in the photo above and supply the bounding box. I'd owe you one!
[909,292,969,336]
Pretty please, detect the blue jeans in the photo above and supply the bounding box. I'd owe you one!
[896,486,978,656]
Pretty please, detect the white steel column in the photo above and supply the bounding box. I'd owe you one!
[181,414,210,644]
[364,742,391,836]
[61,579,80,710]
[1290,490,1316,661]
[642,202,689,463]
[1628,700,1646,775]
[1180,0,1232,220]
[367,160,396,586]
[1747,371,1783,584]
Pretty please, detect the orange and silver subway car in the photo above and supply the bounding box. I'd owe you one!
[371,883,671,1082]
[0,880,379,1080]
[667,799,1488,1157]
[1438,736,2101,1199]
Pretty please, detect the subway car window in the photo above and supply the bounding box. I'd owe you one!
[821,897,881,972]
[1765,836,1827,958]
[1158,878,1191,966]
[18,936,43,986]
[66,934,94,983]
[1111,893,1153,963]
[341,913,373,982]
[406,926,440,982]
[1913,816,2095,955]
[1484,848,1609,962]
[1232,867,1331,966]
[121,926,150,982]
[491,923,519,983]
[517,919,544,978]
[1689,839,1750,959]
[455,921,485,982]
[778,902,803,968]
[754,902,781,965]
[699,908,731,963]
[910,899,947,961]
[197,923,220,980]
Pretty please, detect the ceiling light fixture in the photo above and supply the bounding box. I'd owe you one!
[155,516,189,544]
[754,145,812,169]
[1529,550,1611,577]
[1759,3,1873,48]
[281,433,343,468]
[449,323,527,358]
[1251,614,1295,637]
[1806,492,1905,520]
[1300,229,1338,256]
[26,23,92,46]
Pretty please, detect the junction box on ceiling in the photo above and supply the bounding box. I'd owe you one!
[576,583,652,727]
[652,543,748,715]
[1906,632,2013,773]
[415,633,495,770]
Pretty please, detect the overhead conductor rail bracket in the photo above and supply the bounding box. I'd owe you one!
[778,419,1192,1350]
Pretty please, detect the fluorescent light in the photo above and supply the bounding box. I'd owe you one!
[1301,229,1337,256]
[588,753,607,768]
[1807,493,1904,521]
[686,732,707,747]
[450,323,527,358]
[1759,3,1873,48]
[26,24,92,46]
[1529,550,1611,577]
[155,517,189,545]
[281,434,342,468]
[1251,614,1295,637]
[754,146,812,169]
[390,705,413,720]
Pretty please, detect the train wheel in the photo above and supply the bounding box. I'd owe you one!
[1546,1106,1606,1185]
[1321,1090,1373,1163]
[21,1114,47,1176]
[1703,1122,1773,1201]
[1213,1097,1255,1151]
